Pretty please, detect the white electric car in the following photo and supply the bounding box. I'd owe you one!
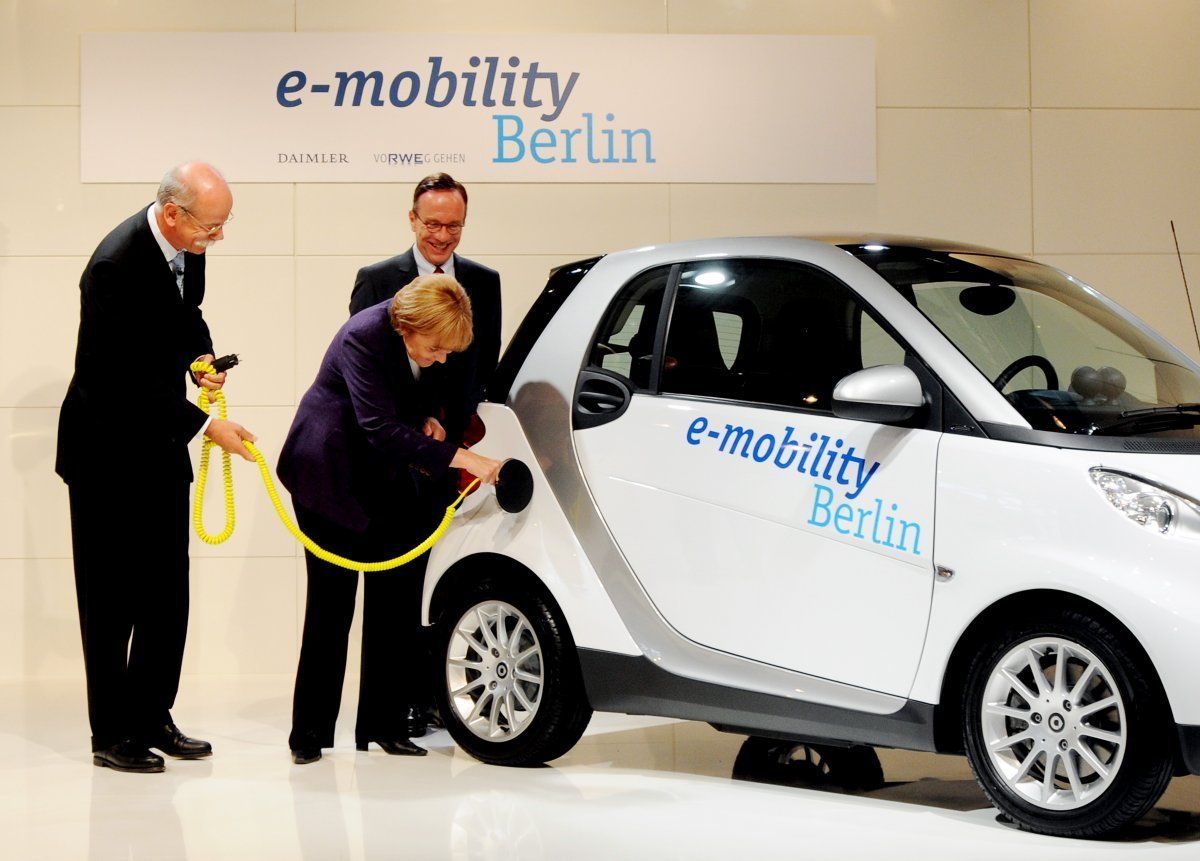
[424,236,1200,838]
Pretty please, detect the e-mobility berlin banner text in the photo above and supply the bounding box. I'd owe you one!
[81,33,875,183]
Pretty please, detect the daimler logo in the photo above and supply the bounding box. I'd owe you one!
[277,152,349,164]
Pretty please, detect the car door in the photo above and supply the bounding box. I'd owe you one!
[572,258,939,697]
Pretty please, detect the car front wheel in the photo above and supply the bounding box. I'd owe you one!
[962,609,1174,838]
[434,578,592,766]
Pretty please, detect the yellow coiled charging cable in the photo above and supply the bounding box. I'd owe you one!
[190,360,479,571]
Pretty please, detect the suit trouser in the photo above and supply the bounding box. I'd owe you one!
[289,500,438,750]
[67,477,190,750]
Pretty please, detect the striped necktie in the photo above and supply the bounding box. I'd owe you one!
[170,251,186,298]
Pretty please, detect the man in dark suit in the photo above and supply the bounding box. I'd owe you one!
[279,276,501,764]
[349,173,501,446]
[57,162,256,773]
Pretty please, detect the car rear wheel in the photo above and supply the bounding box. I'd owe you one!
[434,579,592,766]
[962,609,1173,838]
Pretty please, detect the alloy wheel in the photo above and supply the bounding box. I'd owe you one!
[980,637,1127,811]
[446,600,545,741]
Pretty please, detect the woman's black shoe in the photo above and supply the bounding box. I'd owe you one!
[93,741,165,773]
[355,737,427,756]
[291,748,322,765]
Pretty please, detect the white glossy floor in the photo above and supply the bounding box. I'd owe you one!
[4,676,1200,860]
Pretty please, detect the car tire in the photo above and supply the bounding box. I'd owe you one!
[433,577,592,766]
[962,608,1174,838]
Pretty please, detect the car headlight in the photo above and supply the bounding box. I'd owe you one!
[1089,468,1200,536]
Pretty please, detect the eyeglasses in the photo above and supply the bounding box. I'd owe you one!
[177,204,233,237]
[412,212,464,235]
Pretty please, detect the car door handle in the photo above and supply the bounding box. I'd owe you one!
[578,390,624,411]
[574,372,632,429]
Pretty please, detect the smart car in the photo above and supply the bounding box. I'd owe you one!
[422,236,1200,838]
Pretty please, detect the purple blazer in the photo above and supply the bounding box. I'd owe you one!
[278,300,458,532]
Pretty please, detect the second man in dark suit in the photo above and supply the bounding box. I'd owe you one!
[349,173,501,446]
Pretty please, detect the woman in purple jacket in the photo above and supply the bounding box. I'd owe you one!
[278,274,501,764]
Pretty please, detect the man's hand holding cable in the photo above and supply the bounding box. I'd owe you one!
[206,418,257,461]
[452,449,501,485]
[193,353,227,392]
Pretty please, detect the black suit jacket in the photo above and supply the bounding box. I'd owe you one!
[56,206,214,484]
[349,249,500,443]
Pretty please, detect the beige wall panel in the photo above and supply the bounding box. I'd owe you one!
[295,184,671,257]
[182,557,299,676]
[0,257,84,408]
[211,185,296,257]
[200,257,296,406]
[1036,254,1200,363]
[472,254,586,348]
[464,184,671,257]
[671,109,1032,252]
[1031,0,1200,108]
[1033,110,1200,254]
[0,108,153,257]
[0,408,70,561]
[0,559,81,680]
[0,0,295,106]
[295,255,378,401]
[187,406,302,560]
[294,185,413,258]
[297,0,667,32]
[670,0,1028,107]
[0,108,293,257]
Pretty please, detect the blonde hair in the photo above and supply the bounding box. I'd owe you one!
[390,274,474,352]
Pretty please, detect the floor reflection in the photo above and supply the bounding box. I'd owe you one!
[9,679,1200,859]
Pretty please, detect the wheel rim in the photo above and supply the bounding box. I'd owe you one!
[980,637,1127,811]
[446,600,544,742]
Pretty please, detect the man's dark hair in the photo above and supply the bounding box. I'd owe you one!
[412,173,468,209]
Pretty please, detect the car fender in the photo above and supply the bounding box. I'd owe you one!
[423,403,640,656]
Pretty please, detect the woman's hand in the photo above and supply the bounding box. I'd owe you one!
[422,417,446,441]
[451,449,502,485]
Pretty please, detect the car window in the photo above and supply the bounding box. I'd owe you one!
[588,266,670,389]
[850,245,1200,436]
[661,259,908,412]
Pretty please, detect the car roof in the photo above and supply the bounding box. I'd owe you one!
[805,234,1039,264]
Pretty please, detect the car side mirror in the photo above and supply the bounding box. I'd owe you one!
[831,365,925,423]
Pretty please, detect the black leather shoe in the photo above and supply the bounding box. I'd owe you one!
[93,741,165,773]
[355,737,427,756]
[291,748,322,765]
[403,706,437,738]
[144,722,212,759]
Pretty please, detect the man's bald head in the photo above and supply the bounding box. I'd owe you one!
[156,162,233,254]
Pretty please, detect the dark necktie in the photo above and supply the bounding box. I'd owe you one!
[170,251,185,298]
[434,266,444,274]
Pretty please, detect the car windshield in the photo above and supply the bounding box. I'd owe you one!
[848,245,1200,438]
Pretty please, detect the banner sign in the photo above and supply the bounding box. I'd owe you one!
[81,33,875,183]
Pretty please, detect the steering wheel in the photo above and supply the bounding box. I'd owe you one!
[993,355,1059,391]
